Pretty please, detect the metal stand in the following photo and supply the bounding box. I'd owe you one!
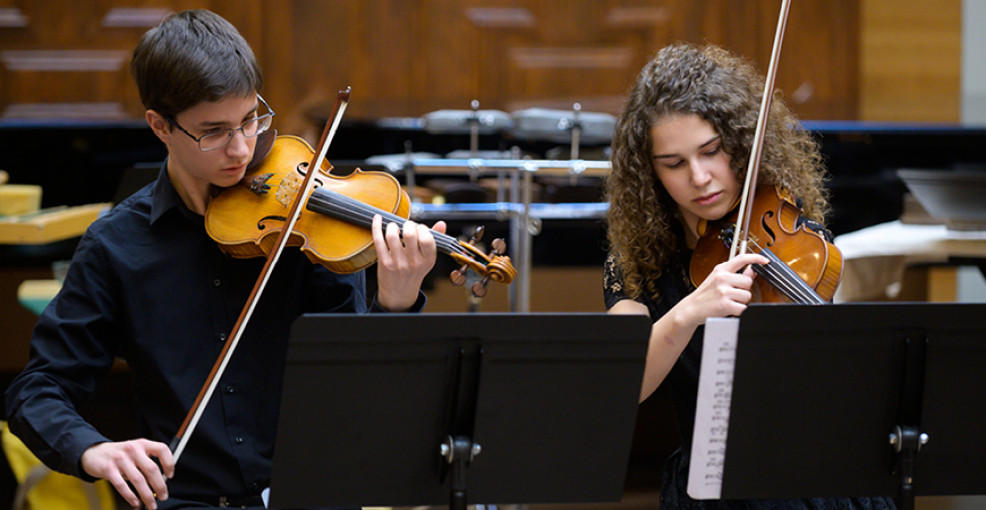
[409,158,611,312]
[890,425,928,510]
[443,436,482,510]
[891,333,930,510]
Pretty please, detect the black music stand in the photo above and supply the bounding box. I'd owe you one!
[704,303,986,510]
[268,313,651,509]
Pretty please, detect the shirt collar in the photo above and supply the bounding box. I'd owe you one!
[150,158,199,224]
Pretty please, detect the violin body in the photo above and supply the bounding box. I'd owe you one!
[689,186,843,303]
[206,135,410,274]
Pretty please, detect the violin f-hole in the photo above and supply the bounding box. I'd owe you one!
[760,210,777,244]
[257,215,288,230]
[294,162,326,189]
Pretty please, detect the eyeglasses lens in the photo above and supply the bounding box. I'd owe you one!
[199,115,272,151]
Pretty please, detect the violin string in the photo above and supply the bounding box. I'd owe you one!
[727,234,824,304]
[754,257,818,304]
[306,187,469,257]
[762,248,825,304]
[742,238,817,303]
[752,247,824,304]
[752,262,815,304]
[316,188,465,254]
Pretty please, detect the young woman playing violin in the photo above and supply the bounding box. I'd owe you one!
[604,43,895,509]
[5,10,443,510]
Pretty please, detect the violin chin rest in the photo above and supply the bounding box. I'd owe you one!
[247,129,277,170]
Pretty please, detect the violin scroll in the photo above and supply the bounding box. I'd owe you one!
[449,226,517,297]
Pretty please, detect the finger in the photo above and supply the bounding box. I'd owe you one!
[727,287,753,305]
[723,270,756,289]
[727,301,749,317]
[120,463,158,510]
[146,442,175,480]
[734,252,770,268]
[135,449,169,500]
[431,220,447,235]
[718,253,756,273]
[385,219,403,248]
[402,220,419,254]
[371,214,385,249]
[417,223,437,258]
[372,215,393,265]
[105,471,141,509]
[707,266,754,290]
[742,264,758,279]
[385,221,408,270]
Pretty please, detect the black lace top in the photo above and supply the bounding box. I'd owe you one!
[603,252,896,510]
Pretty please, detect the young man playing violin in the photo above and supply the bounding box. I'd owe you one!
[5,9,444,509]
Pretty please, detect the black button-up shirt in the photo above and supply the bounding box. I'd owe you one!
[4,162,422,503]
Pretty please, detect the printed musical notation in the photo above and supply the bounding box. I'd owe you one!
[687,317,739,500]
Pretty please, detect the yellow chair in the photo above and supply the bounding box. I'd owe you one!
[1,422,115,510]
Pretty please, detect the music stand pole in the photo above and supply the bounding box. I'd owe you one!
[443,436,480,510]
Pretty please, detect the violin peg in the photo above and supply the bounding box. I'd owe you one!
[490,238,506,255]
[470,226,485,243]
[471,278,489,298]
[450,267,467,286]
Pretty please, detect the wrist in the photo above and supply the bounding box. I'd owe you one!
[671,295,702,332]
[371,291,426,313]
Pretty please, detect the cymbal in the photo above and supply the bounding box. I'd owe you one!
[422,109,513,134]
[510,107,616,144]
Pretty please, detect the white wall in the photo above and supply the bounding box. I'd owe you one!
[956,0,986,304]
[962,0,986,123]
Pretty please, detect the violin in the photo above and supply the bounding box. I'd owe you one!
[687,0,842,304]
[204,134,516,293]
[170,89,514,464]
[689,185,842,303]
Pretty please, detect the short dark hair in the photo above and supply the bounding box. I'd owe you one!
[130,9,263,118]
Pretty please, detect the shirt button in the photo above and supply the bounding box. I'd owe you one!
[218,332,227,342]
[213,279,221,287]
[235,436,244,444]
[226,385,235,394]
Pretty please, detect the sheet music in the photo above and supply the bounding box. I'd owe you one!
[687,317,740,500]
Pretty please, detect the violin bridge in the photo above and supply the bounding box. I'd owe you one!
[275,172,302,207]
[717,226,761,251]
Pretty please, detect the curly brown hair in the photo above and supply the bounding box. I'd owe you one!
[605,43,830,301]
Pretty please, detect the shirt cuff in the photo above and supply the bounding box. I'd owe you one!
[369,291,427,313]
[67,430,113,482]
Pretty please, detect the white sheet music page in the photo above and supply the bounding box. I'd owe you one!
[687,317,739,500]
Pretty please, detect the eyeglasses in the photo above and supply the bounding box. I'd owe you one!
[164,95,275,152]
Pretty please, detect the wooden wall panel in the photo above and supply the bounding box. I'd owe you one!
[257,0,862,139]
[9,0,963,132]
[668,0,859,120]
[860,0,961,122]
[0,0,263,119]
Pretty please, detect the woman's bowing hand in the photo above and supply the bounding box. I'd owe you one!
[679,253,769,328]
